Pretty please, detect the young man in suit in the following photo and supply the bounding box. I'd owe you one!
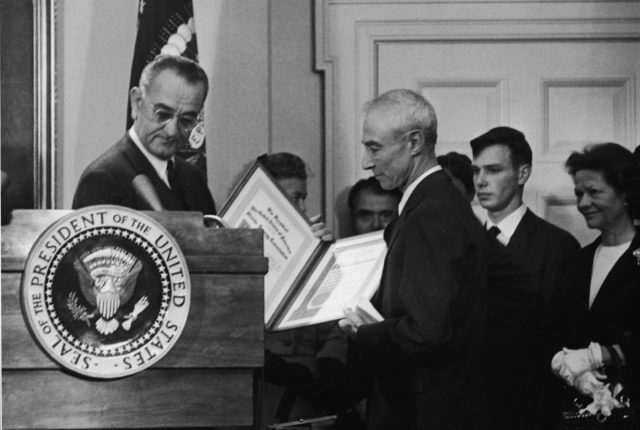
[339,89,490,430]
[72,55,215,214]
[470,126,580,429]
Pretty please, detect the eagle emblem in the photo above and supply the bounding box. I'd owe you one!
[71,246,146,335]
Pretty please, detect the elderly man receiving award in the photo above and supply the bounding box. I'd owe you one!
[339,89,489,430]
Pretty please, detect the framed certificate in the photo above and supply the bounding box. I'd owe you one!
[220,161,385,331]
[274,230,386,330]
[220,162,324,327]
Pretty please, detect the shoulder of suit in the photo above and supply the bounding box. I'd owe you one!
[80,136,138,179]
[523,210,580,248]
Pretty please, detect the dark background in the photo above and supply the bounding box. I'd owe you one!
[1,0,35,222]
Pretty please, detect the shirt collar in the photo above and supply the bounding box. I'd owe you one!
[398,165,442,215]
[486,204,527,245]
[128,127,171,187]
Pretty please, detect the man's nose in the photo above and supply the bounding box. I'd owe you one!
[371,214,383,230]
[362,154,374,170]
[164,116,180,136]
[474,172,486,188]
[298,199,307,214]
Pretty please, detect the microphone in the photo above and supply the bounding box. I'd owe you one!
[1,171,11,195]
[203,214,229,228]
[132,174,164,211]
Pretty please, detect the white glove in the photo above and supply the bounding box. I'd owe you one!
[580,383,624,418]
[551,350,565,375]
[574,370,606,396]
[551,343,603,386]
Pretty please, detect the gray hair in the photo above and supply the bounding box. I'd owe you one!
[364,89,438,146]
[139,55,209,99]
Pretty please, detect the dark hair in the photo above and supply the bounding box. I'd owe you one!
[140,55,209,99]
[437,152,474,198]
[258,152,308,181]
[565,142,640,219]
[348,177,402,210]
[470,126,532,167]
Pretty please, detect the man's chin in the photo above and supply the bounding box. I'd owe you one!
[378,179,394,190]
[477,200,497,211]
[153,144,179,160]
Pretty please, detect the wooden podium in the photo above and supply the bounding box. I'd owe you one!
[2,210,267,429]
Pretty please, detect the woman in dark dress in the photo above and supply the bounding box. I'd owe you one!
[548,142,639,425]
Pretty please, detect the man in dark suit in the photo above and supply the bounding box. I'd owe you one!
[338,89,489,430]
[73,55,215,214]
[470,126,580,429]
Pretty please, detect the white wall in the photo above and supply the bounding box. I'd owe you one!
[59,0,137,208]
[194,0,270,208]
[270,0,324,217]
[58,0,324,217]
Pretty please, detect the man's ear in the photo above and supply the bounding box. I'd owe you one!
[517,163,531,186]
[407,130,426,156]
[130,87,142,121]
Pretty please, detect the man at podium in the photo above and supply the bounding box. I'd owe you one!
[72,55,216,214]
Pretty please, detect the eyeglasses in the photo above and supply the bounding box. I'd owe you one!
[141,97,200,134]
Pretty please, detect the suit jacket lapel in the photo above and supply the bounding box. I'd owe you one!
[385,170,448,251]
[506,209,534,253]
[386,205,407,251]
[571,239,600,310]
[121,136,168,190]
[373,209,400,309]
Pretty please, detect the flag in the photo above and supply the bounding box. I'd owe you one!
[127,0,208,177]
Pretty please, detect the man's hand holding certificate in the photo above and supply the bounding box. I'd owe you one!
[220,161,386,331]
[339,299,384,338]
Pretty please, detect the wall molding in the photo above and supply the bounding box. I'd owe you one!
[34,0,57,209]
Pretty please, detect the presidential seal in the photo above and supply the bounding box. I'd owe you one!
[22,205,190,379]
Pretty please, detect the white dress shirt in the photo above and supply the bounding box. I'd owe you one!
[486,204,527,246]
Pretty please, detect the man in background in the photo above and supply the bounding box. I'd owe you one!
[347,177,401,235]
[437,151,475,202]
[339,89,489,430]
[259,152,359,429]
[470,126,580,429]
[73,55,215,214]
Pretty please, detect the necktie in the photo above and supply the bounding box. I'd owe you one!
[487,225,501,238]
[166,159,188,209]
[166,159,177,190]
